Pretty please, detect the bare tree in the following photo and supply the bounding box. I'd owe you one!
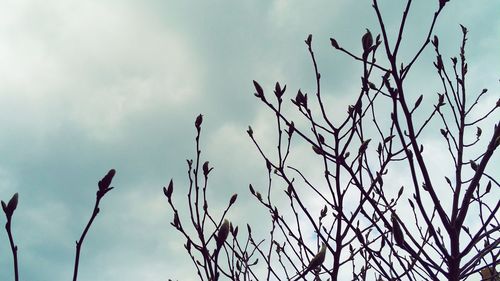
[165,114,264,281]
[167,1,498,281]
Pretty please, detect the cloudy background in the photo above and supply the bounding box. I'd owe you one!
[0,0,498,280]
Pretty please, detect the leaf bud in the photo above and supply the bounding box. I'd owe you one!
[362,29,373,53]
[229,194,238,205]
[253,80,264,99]
[247,125,253,137]
[202,161,210,176]
[195,114,203,131]
[163,179,174,199]
[330,38,340,49]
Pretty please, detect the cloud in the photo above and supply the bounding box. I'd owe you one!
[0,1,497,280]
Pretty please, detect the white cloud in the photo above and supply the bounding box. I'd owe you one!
[0,0,201,142]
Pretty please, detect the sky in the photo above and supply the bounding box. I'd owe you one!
[0,1,498,280]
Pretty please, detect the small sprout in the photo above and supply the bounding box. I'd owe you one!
[230,223,238,237]
[294,90,308,108]
[253,80,264,99]
[384,135,395,143]
[397,186,404,198]
[391,214,405,247]
[202,161,210,176]
[434,55,443,71]
[355,228,365,244]
[432,35,439,49]
[485,181,491,194]
[216,219,230,251]
[414,95,423,110]
[97,169,116,197]
[305,243,327,273]
[274,82,286,101]
[256,192,263,201]
[318,133,325,144]
[305,34,312,46]
[98,169,115,192]
[330,38,340,49]
[163,179,174,199]
[195,114,203,131]
[460,24,467,35]
[470,160,478,171]
[358,139,372,155]
[476,127,482,138]
[2,193,19,220]
[320,205,327,219]
[229,194,238,205]
[408,199,415,210]
[247,125,253,137]
[440,129,447,137]
[377,143,382,155]
[445,177,451,186]
[287,122,295,137]
[312,145,324,155]
[439,0,449,9]
[173,212,180,228]
[362,29,373,53]
[438,93,445,106]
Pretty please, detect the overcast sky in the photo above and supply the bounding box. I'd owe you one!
[0,1,498,280]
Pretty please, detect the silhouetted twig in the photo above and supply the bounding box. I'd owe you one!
[72,169,116,281]
[2,193,19,281]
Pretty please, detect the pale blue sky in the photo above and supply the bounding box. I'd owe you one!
[0,1,498,280]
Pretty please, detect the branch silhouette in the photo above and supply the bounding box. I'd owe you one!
[72,169,116,281]
[168,1,498,280]
[2,193,19,281]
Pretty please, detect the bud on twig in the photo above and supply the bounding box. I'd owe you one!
[202,161,212,176]
[229,194,238,206]
[362,29,373,53]
[439,0,449,9]
[294,90,307,108]
[253,80,264,99]
[287,122,295,137]
[330,38,340,49]
[470,160,478,171]
[391,213,405,247]
[163,179,174,199]
[432,35,439,49]
[274,82,286,101]
[358,139,371,155]
[305,34,312,46]
[2,193,19,220]
[98,169,116,197]
[256,192,262,201]
[195,114,203,131]
[247,126,253,137]
[216,219,230,251]
[414,95,423,110]
[320,205,327,219]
